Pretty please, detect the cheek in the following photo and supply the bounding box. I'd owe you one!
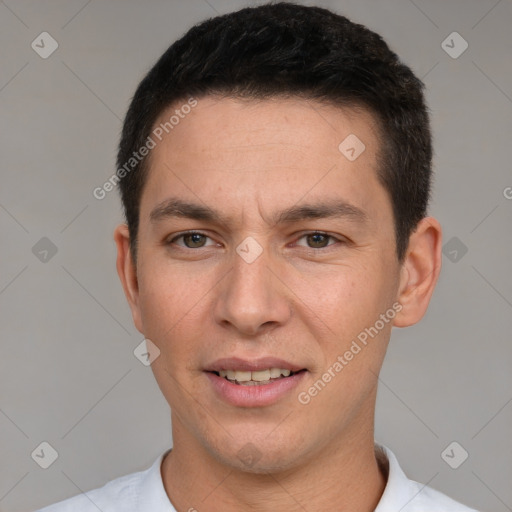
[302,261,396,373]
[297,269,393,419]
[136,262,206,350]
[297,263,383,332]
[138,268,207,404]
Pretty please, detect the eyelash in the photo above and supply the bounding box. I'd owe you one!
[166,230,345,251]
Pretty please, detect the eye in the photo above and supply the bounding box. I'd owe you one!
[166,230,344,251]
[167,231,217,249]
[295,231,341,249]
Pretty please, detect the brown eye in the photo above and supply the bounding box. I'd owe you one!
[169,231,215,249]
[183,233,206,248]
[306,233,331,248]
[294,232,340,249]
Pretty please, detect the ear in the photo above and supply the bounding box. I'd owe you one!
[114,224,144,334]
[393,217,442,328]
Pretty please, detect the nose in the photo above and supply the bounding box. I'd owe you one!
[213,242,291,336]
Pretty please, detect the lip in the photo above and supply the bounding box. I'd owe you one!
[205,369,307,407]
[204,357,305,373]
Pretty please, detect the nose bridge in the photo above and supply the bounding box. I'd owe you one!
[232,239,270,296]
[215,237,289,334]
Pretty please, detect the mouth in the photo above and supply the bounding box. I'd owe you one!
[209,368,307,386]
[204,357,308,406]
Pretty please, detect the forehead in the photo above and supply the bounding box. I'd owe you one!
[139,96,389,227]
[153,95,380,159]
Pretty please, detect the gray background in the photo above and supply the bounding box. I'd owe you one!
[1,1,511,511]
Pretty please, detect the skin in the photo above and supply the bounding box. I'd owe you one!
[114,96,442,511]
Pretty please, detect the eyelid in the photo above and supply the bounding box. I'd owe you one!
[291,231,345,249]
[167,230,218,247]
[166,230,345,249]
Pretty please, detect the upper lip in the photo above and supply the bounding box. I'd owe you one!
[205,357,305,373]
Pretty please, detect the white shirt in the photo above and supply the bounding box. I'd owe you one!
[36,444,478,511]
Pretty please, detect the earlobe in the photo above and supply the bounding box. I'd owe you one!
[113,224,144,334]
[393,217,442,328]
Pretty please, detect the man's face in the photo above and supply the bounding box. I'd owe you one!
[125,97,404,471]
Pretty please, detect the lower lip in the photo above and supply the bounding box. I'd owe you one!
[205,371,307,407]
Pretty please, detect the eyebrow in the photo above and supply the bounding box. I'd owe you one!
[149,197,368,226]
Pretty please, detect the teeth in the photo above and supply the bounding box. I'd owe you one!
[252,369,270,381]
[218,368,294,383]
[269,368,282,378]
[233,370,251,382]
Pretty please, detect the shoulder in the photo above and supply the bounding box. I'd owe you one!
[375,444,480,512]
[35,469,144,512]
[401,479,480,511]
[35,451,171,512]
[35,471,140,512]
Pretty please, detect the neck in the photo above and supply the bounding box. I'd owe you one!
[161,410,387,511]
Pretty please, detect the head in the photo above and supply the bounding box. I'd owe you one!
[114,2,441,473]
[117,2,432,265]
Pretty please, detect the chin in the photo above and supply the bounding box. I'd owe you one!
[210,436,308,475]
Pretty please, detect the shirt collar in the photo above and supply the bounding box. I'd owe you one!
[138,448,176,510]
[374,443,428,511]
